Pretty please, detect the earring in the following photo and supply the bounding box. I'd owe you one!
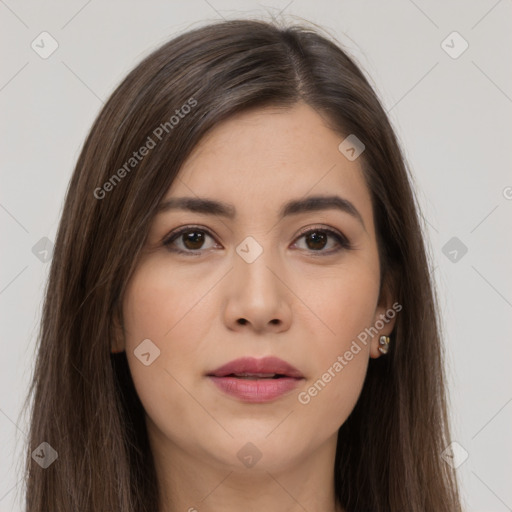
[378,335,390,355]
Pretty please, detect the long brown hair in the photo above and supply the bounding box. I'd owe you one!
[22,18,463,511]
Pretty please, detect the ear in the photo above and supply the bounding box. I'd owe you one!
[369,269,399,359]
[111,306,126,354]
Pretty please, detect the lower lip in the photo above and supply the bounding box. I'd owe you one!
[208,376,302,403]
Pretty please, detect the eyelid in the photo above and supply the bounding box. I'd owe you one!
[162,225,219,253]
[292,225,352,251]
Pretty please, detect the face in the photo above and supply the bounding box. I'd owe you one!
[118,101,396,474]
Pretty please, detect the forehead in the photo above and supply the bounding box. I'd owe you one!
[165,102,373,223]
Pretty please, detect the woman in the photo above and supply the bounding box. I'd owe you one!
[23,18,463,512]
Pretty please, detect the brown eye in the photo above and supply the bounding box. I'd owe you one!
[294,228,351,254]
[181,230,206,250]
[163,227,217,254]
[304,231,328,250]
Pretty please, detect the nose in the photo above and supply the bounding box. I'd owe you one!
[223,245,292,334]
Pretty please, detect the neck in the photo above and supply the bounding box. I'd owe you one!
[148,421,344,512]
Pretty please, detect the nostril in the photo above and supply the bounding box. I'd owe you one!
[238,318,248,325]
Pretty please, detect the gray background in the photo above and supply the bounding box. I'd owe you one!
[1,1,511,510]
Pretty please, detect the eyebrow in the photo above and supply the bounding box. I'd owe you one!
[157,194,366,229]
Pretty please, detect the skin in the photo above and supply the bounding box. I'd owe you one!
[115,101,397,512]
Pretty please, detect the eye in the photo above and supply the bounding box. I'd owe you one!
[163,225,352,256]
[163,226,218,255]
[292,227,351,254]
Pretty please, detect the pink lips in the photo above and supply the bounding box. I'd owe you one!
[207,356,304,403]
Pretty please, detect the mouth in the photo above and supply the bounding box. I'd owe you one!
[206,357,304,403]
[207,356,304,379]
[221,372,290,379]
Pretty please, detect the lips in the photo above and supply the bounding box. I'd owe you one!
[206,357,304,403]
[207,356,304,379]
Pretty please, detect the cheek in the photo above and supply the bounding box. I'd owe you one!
[293,263,379,427]
[122,257,208,369]
[299,259,380,351]
[121,259,219,446]
[298,353,369,439]
[122,256,217,350]
[296,301,372,436]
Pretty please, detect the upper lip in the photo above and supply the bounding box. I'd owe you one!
[207,356,304,378]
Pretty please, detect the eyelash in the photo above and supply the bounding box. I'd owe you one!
[162,225,352,256]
